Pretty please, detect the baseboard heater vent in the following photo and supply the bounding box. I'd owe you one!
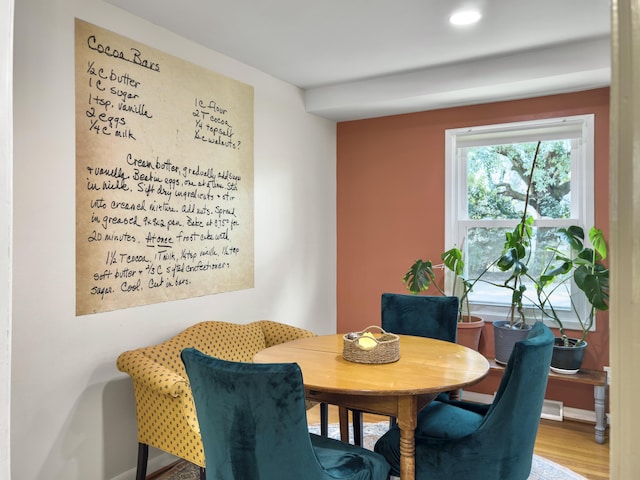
[540,399,563,421]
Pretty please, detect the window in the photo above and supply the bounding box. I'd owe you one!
[445,115,595,330]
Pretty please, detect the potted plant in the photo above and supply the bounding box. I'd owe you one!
[488,214,537,363]
[471,143,543,363]
[403,245,486,351]
[535,225,609,373]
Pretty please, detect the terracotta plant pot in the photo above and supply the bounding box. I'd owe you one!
[457,316,484,351]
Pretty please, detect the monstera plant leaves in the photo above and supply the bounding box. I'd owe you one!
[403,259,438,294]
[574,263,609,311]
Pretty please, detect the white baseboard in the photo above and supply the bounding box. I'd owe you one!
[110,452,177,480]
[460,391,608,425]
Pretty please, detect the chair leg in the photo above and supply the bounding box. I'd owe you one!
[352,409,363,446]
[135,443,148,480]
[389,416,397,429]
[199,466,206,480]
[320,402,329,436]
[339,406,350,442]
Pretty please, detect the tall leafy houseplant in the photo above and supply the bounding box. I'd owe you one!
[489,213,540,363]
[484,143,546,363]
[537,226,609,344]
[534,225,609,372]
[486,141,543,330]
[493,215,537,328]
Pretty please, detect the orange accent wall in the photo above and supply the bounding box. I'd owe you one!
[337,88,610,410]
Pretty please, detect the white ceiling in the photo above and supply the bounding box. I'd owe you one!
[106,0,611,121]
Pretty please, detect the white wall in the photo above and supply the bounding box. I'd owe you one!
[12,1,336,479]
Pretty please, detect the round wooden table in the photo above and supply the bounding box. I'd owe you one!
[254,333,490,480]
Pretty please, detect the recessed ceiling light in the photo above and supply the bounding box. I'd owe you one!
[449,10,482,26]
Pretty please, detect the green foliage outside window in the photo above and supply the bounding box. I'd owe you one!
[467,141,572,220]
[465,141,573,297]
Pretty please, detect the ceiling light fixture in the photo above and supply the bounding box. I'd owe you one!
[449,10,482,26]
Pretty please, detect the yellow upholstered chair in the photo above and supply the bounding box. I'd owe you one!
[117,320,319,480]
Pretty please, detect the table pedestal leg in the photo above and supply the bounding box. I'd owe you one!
[396,397,418,480]
[398,428,415,480]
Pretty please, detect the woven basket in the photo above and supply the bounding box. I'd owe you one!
[342,326,400,364]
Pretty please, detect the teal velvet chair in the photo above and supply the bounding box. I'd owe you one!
[181,348,390,480]
[374,321,554,480]
[381,293,459,403]
[381,293,459,343]
[350,293,460,445]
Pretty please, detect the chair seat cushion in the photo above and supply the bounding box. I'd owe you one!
[310,433,391,480]
[374,401,485,477]
[415,400,485,439]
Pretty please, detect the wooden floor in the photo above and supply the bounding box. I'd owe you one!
[307,404,610,480]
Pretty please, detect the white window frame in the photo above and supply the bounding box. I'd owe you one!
[444,114,595,331]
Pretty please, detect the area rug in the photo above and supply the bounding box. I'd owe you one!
[153,422,587,480]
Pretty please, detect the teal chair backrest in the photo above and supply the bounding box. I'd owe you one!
[484,321,554,418]
[461,321,554,479]
[181,349,390,480]
[381,293,459,343]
